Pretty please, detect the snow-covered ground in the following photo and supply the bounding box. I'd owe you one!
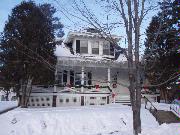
[152,102,171,111]
[0,101,18,113]
[0,104,179,135]
[143,102,171,111]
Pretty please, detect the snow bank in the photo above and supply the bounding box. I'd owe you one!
[140,123,180,135]
[116,54,127,62]
[152,102,171,111]
[0,101,18,112]
[54,44,73,57]
[0,104,179,135]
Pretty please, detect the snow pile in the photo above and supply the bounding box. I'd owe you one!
[140,123,180,135]
[116,54,127,62]
[54,44,73,57]
[152,102,171,111]
[0,101,18,112]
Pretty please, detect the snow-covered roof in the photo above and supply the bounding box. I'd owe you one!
[116,54,127,62]
[65,31,121,43]
[54,44,74,57]
[55,44,127,65]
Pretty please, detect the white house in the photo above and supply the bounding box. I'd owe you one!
[27,30,130,107]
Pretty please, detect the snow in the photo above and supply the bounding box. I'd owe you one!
[0,104,179,135]
[116,54,127,62]
[152,102,171,111]
[144,102,171,111]
[0,101,18,113]
[55,44,74,57]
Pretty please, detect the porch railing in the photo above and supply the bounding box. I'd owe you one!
[144,96,158,120]
[170,99,180,118]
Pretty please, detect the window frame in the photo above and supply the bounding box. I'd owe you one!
[75,72,87,86]
[80,40,88,54]
[91,41,99,55]
[103,41,110,55]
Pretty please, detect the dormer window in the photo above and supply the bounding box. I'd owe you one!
[80,40,88,54]
[103,41,110,55]
[76,40,88,54]
[91,41,99,54]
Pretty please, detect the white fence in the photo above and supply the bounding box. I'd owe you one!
[170,100,180,118]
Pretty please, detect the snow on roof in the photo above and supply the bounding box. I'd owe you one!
[54,44,73,57]
[65,31,121,43]
[116,54,127,62]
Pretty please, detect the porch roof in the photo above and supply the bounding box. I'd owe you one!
[57,56,128,68]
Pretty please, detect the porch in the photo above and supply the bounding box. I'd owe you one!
[55,56,128,93]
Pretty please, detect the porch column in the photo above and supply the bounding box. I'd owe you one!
[108,67,111,86]
[81,66,85,92]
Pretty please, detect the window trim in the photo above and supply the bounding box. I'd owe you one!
[80,40,88,54]
[91,41,99,55]
[103,41,110,55]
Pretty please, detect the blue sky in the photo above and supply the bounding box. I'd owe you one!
[0,0,160,54]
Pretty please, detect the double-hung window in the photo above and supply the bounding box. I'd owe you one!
[80,40,88,54]
[75,73,87,85]
[91,41,99,54]
[103,41,110,55]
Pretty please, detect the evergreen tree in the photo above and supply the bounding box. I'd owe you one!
[144,0,180,102]
[0,1,64,106]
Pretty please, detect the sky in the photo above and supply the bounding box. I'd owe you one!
[0,0,161,55]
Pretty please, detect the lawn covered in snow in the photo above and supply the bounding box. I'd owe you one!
[0,101,18,113]
[0,104,179,135]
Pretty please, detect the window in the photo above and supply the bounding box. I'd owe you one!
[70,71,74,86]
[59,99,63,103]
[76,40,80,53]
[87,72,92,85]
[75,73,87,85]
[103,41,110,55]
[91,41,99,54]
[57,70,67,85]
[90,97,96,99]
[80,40,88,54]
[66,98,69,103]
[57,71,62,85]
[73,98,77,103]
[102,97,106,100]
[63,70,67,85]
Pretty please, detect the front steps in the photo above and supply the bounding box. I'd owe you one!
[152,110,180,124]
[115,95,131,105]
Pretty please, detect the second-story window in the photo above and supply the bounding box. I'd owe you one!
[103,41,110,55]
[80,40,88,54]
[92,41,99,54]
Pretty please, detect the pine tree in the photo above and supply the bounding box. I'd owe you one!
[144,0,180,102]
[0,1,64,106]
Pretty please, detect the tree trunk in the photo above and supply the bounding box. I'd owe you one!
[20,77,33,108]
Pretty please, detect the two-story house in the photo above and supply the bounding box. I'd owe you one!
[27,30,130,107]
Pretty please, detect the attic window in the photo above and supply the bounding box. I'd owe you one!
[92,41,99,54]
[80,40,88,54]
[103,41,110,55]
